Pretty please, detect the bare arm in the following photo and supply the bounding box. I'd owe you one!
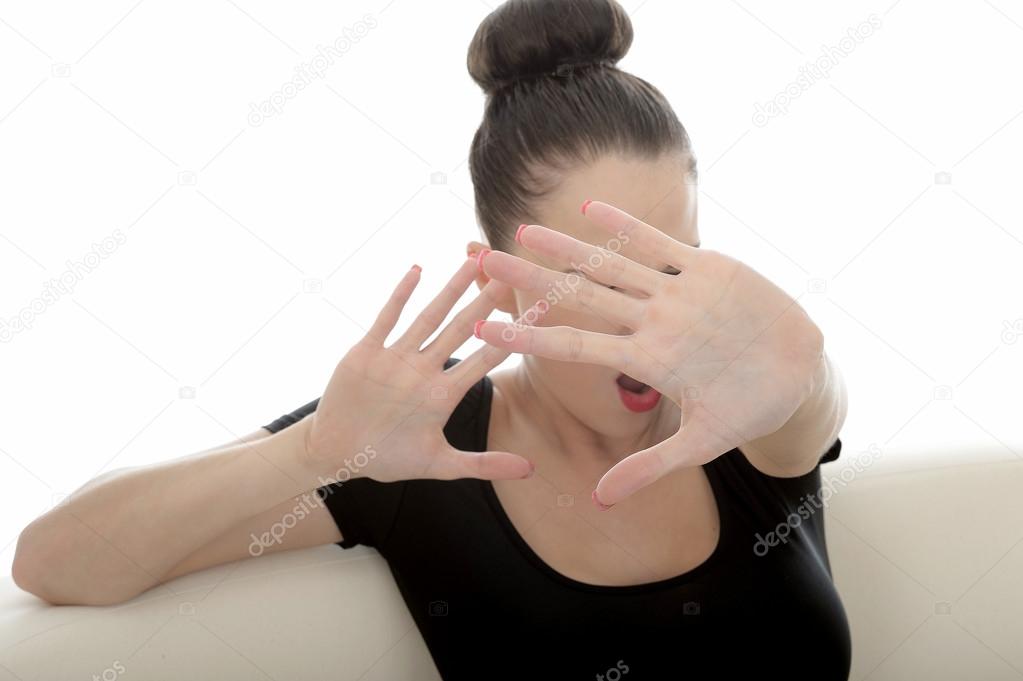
[741,349,848,477]
[12,260,537,606]
[11,418,336,606]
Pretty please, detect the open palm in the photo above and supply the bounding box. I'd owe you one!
[476,200,824,506]
[304,258,545,484]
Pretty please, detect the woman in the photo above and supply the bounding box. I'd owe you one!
[12,0,851,678]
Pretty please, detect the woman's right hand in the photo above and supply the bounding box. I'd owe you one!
[303,256,545,484]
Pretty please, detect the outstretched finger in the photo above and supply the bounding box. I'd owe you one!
[392,257,478,352]
[592,414,727,508]
[426,444,534,481]
[515,223,663,295]
[445,296,550,389]
[480,250,644,330]
[582,200,700,274]
[474,321,628,369]
[423,278,510,361]
[366,264,422,345]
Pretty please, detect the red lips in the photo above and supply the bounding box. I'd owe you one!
[615,373,661,412]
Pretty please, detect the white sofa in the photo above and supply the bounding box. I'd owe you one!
[1,444,1021,681]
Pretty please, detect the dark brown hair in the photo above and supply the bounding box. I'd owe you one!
[467,0,695,251]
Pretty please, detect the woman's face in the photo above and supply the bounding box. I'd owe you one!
[470,152,699,440]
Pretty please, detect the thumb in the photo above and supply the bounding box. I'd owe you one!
[429,444,534,481]
[593,418,721,508]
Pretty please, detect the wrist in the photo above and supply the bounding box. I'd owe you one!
[293,415,373,486]
[783,350,831,430]
[221,418,325,504]
[262,416,337,493]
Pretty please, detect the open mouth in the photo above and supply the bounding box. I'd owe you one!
[615,373,661,412]
[616,373,651,394]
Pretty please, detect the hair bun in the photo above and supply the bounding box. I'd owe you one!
[468,0,633,95]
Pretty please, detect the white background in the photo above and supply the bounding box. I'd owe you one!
[1,0,1021,580]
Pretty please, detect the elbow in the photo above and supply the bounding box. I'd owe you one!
[11,524,62,604]
[11,521,135,607]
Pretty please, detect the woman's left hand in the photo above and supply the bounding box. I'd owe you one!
[475,200,826,508]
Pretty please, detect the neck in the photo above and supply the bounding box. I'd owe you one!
[494,359,679,472]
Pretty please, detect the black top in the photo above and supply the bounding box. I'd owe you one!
[263,358,851,680]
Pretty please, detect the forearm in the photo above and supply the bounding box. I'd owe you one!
[744,349,847,474]
[13,417,323,605]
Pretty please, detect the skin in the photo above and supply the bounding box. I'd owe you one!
[453,151,846,584]
[11,151,846,603]
[469,152,846,504]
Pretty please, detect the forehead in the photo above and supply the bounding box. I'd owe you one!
[531,152,699,268]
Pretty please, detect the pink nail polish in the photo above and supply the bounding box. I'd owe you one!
[514,224,528,245]
[411,264,421,273]
[522,461,535,479]
[591,490,611,511]
[581,199,593,215]
[476,248,491,274]
[473,320,486,339]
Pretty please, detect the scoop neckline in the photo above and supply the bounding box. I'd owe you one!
[476,373,731,595]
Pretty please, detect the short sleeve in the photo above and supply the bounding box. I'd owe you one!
[314,478,407,551]
[260,399,407,552]
[730,436,842,480]
[819,437,841,464]
[262,398,319,434]
[709,437,845,553]
[714,437,845,514]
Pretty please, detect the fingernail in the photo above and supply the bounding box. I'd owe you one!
[476,248,491,274]
[473,320,486,339]
[411,264,421,273]
[522,461,535,479]
[581,199,593,215]
[514,224,528,245]
[591,489,612,511]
